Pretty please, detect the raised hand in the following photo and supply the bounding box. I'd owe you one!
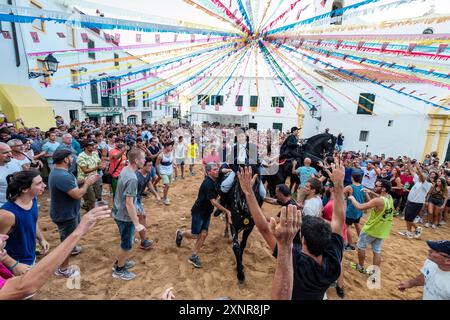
[237,167,257,196]
[269,204,301,246]
[77,205,111,235]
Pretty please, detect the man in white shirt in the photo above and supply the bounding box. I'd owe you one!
[298,177,323,217]
[361,161,380,190]
[174,136,187,180]
[399,160,432,239]
[398,240,450,300]
[0,142,22,207]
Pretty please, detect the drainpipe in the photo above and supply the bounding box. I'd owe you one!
[8,0,20,67]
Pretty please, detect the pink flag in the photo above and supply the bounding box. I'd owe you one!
[136,33,141,43]
[215,105,220,111]
[30,32,39,43]
[381,42,389,51]
[237,107,242,112]
[407,43,416,53]
[56,32,66,38]
[81,33,88,43]
[174,34,178,42]
[104,33,112,43]
[1,31,11,39]
[115,33,120,43]
[276,108,281,114]
[191,34,195,42]
[155,34,160,43]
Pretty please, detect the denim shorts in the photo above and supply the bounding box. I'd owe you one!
[115,219,135,251]
[357,231,383,254]
[150,166,157,179]
[135,198,145,215]
[191,211,211,236]
[55,216,80,242]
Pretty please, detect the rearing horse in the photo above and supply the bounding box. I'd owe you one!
[266,133,337,197]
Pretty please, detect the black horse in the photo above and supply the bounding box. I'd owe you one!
[266,133,337,197]
[221,173,264,283]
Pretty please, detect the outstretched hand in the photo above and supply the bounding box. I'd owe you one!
[77,205,111,235]
[269,204,301,247]
[237,167,257,196]
[324,156,345,187]
[161,287,176,300]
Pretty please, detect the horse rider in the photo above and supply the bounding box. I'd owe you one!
[280,126,302,160]
[220,130,266,200]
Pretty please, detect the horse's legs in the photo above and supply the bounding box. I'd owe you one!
[238,225,254,281]
[230,224,245,283]
[224,213,229,238]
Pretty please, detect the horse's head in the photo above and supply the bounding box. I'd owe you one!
[303,133,336,158]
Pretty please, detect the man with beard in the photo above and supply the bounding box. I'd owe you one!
[48,149,100,278]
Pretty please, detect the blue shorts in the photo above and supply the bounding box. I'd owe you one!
[135,198,145,215]
[150,166,157,179]
[357,231,383,254]
[191,212,211,236]
[115,219,135,251]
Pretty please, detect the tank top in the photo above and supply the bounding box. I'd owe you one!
[159,152,173,175]
[346,185,365,219]
[362,196,394,240]
[3,198,39,265]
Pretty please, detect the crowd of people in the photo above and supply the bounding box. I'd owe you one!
[0,116,448,300]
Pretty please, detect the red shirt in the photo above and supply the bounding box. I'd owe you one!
[322,198,348,242]
[109,149,127,178]
[202,153,221,165]
[0,263,13,289]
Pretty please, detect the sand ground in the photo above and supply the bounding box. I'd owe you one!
[35,166,449,300]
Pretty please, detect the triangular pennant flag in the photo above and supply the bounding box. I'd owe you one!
[155,34,160,43]
[114,33,120,44]
[437,44,448,55]
[381,42,389,51]
[30,32,39,43]
[191,34,195,43]
[1,31,11,39]
[81,33,88,43]
[56,32,66,38]
[136,33,141,43]
[407,43,416,53]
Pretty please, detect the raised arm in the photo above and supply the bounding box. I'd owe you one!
[238,167,277,251]
[325,157,346,236]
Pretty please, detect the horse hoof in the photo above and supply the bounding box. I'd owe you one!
[237,271,245,283]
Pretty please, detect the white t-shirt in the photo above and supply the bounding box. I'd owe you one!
[408,174,432,204]
[361,167,377,189]
[303,196,323,217]
[0,159,22,206]
[174,142,187,159]
[15,156,31,169]
[421,259,450,300]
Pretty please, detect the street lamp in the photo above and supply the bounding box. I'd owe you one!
[28,53,59,78]
[309,105,321,121]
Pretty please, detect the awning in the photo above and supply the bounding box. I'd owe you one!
[0,84,55,131]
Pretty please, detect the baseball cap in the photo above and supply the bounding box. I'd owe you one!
[291,126,299,133]
[52,149,72,163]
[426,240,450,256]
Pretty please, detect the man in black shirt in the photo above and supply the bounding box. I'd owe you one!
[175,163,231,268]
[237,157,345,300]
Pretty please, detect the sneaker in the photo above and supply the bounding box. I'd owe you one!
[349,262,367,274]
[140,239,153,250]
[54,266,80,278]
[418,217,424,224]
[398,231,413,239]
[111,260,136,271]
[344,244,356,251]
[440,220,447,225]
[175,229,183,247]
[188,255,202,268]
[163,198,170,205]
[401,215,405,220]
[432,224,437,229]
[424,223,430,228]
[336,286,345,299]
[71,245,82,255]
[413,216,421,224]
[414,227,423,239]
[112,268,136,281]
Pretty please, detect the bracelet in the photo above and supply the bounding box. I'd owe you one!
[9,261,19,271]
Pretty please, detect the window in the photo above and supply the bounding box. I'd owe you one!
[249,123,257,130]
[90,81,98,104]
[37,59,51,85]
[127,90,136,108]
[88,40,95,59]
[114,53,119,67]
[70,69,80,85]
[388,120,394,127]
[143,92,150,107]
[30,1,45,32]
[359,130,369,142]
[235,95,243,107]
[357,93,375,115]
[423,28,434,34]
[198,95,210,105]
[67,25,75,47]
[273,123,283,132]
[250,96,258,107]
[127,115,137,125]
[211,95,223,105]
[69,110,79,122]
[330,0,344,25]
[271,96,285,108]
